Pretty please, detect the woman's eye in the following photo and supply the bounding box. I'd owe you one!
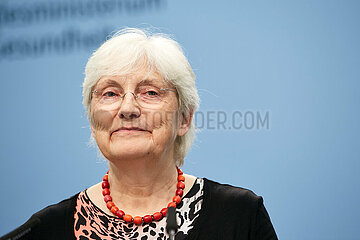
[146,90,158,96]
[103,91,117,97]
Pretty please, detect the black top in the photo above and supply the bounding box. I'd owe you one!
[5,178,278,240]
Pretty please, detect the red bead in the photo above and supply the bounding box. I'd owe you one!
[178,175,185,182]
[168,202,176,208]
[107,170,109,174]
[153,212,162,221]
[111,206,119,214]
[177,181,185,189]
[123,214,133,223]
[177,168,183,175]
[173,195,181,204]
[102,188,110,196]
[103,175,108,181]
[133,216,142,225]
[160,208,168,217]
[176,188,183,197]
[102,181,110,189]
[104,195,112,202]
[116,210,125,218]
[106,201,115,209]
[143,215,152,223]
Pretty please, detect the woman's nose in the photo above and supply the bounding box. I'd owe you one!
[118,92,141,119]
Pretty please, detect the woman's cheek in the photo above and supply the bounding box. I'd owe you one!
[91,108,116,132]
[150,110,177,130]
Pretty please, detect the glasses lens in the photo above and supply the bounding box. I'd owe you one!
[137,86,164,107]
[92,86,173,110]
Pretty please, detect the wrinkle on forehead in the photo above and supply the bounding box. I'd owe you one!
[92,75,176,100]
[96,54,158,83]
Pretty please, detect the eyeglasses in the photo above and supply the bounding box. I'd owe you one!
[91,85,177,110]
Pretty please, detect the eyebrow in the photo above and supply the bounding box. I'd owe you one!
[95,78,168,90]
[96,79,121,88]
[137,79,166,86]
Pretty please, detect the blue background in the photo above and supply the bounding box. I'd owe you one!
[1,0,359,239]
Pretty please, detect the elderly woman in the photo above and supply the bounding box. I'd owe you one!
[3,28,277,240]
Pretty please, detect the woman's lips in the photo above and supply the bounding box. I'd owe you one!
[112,127,151,135]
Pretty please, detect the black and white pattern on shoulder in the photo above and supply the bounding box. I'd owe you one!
[175,178,204,239]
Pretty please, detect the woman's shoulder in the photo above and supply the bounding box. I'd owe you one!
[193,178,278,239]
[14,192,81,240]
[33,192,79,218]
[202,178,262,209]
[32,192,80,224]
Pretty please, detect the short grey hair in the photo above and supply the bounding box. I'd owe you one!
[82,28,199,166]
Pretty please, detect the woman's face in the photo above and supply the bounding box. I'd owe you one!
[90,69,188,162]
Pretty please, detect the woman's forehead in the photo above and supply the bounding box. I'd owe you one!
[95,72,167,87]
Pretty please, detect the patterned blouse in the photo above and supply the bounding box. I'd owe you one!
[74,178,204,240]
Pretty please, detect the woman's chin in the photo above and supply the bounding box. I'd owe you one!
[107,142,153,160]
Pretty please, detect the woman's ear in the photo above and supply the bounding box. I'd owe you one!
[177,109,194,136]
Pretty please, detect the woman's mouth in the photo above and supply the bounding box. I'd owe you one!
[112,127,151,135]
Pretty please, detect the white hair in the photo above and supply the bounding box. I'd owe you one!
[82,28,199,166]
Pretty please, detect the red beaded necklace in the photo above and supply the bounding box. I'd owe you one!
[102,167,185,225]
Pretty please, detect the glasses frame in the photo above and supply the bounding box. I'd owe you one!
[91,88,177,109]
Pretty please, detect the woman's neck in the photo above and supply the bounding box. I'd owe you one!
[108,158,178,198]
[86,173,197,218]
[104,153,179,216]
